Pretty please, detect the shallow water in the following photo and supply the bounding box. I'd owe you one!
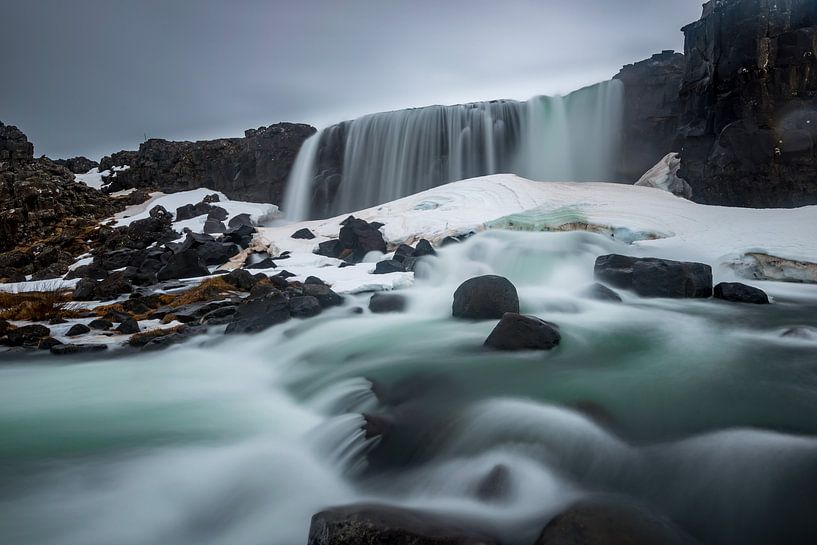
[2,230,817,545]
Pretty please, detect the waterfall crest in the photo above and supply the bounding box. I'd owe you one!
[284,80,623,220]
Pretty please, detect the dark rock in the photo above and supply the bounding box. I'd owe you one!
[583,282,623,302]
[202,193,220,204]
[203,218,227,234]
[140,325,204,351]
[316,239,341,259]
[98,123,316,203]
[222,268,258,291]
[401,256,420,273]
[88,319,113,331]
[292,228,316,240]
[0,319,10,337]
[440,236,462,247]
[248,282,278,299]
[393,244,415,263]
[289,296,322,318]
[303,283,343,308]
[304,276,325,285]
[94,271,133,300]
[65,263,109,281]
[178,231,216,251]
[484,313,561,351]
[53,156,98,174]
[246,257,276,269]
[275,270,296,279]
[48,317,68,325]
[369,293,407,313]
[362,413,396,439]
[535,500,700,545]
[373,260,405,274]
[5,324,51,346]
[336,216,387,263]
[174,203,198,221]
[227,213,253,229]
[413,239,436,257]
[148,205,173,222]
[103,309,131,323]
[678,1,817,208]
[225,291,290,334]
[196,241,240,266]
[452,275,519,320]
[51,344,108,356]
[157,249,210,281]
[475,464,512,501]
[199,305,238,325]
[594,254,712,298]
[37,337,63,350]
[114,318,140,334]
[66,324,91,337]
[222,224,256,248]
[307,505,499,545]
[714,282,770,304]
[207,206,228,221]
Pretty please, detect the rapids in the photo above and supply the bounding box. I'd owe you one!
[2,230,817,545]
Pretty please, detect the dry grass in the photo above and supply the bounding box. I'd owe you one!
[165,277,239,308]
[0,284,79,321]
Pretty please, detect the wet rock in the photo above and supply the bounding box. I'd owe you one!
[156,249,210,281]
[714,282,769,305]
[362,413,396,440]
[203,218,227,234]
[289,296,322,318]
[369,293,407,313]
[452,275,519,320]
[475,464,512,501]
[37,337,63,350]
[594,254,712,298]
[103,309,132,323]
[535,500,700,545]
[582,282,623,302]
[0,319,10,337]
[222,268,258,291]
[66,324,91,337]
[140,325,204,351]
[48,317,68,325]
[5,324,51,346]
[72,278,99,301]
[114,318,140,334]
[316,239,341,259]
[303,283,343,308]
[65,263,110,281]
[373,259,405,274]
[484,313,561,351]
[246,257,276,270]
[175,202,211,221]
[94,271,133,300]
[207,206,228,221]
[292,227,316,240]
[307,504,499,545]
[393,244,415,263]
[51,344,108,356]
[199,305,238,325]
[782,326,817,341]
[88,319,113,331]
[148,205,173,222]
[222,224,256,249]
[228,213,253,229]
[196,241,241,266]
[413,239,436,257]
[225,291,290,334]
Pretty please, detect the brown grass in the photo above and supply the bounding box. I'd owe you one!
[0,285,79,321]
[165,277,239,308]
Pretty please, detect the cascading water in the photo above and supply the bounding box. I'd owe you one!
[3,228,817,545]
[283,80,623,220]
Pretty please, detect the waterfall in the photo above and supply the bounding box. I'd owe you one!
[284,80,624,220]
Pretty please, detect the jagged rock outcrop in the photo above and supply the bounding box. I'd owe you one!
[678,0,817,207]
[615,51,687,181]
[53,156,99,174]
[0,123,122,265]
[98,123,316,204]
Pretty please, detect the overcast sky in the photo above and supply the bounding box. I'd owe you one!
[1,0,704,160]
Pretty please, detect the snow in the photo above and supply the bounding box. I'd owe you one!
[74,168,105,189]
[113,188,278,230]
[258,174,817,285]
[634,152,692,199]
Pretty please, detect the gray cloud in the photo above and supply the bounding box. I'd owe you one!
[0,0,704,159]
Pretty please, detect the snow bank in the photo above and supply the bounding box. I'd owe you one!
[634,152,692,199]
[258,174,817,283]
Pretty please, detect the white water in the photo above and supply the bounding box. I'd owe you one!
[2,229,817,545]
[284,81,623,220]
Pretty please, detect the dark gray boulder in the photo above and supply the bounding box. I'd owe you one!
[307,504,499,545]
[88,319,113,330]
[582,282,623,302]
[369,293,407,313]
[156,249,210,281]
[4,324,51,346]
[50,344,108,356]
[594,255,712,298]
[72,278,99,301]
[199,306,238,326]
[414,239,436,257]
[66,324,91,337]
[373,260,405,274]
[303,283,343,308]
[289,296,322,318]
[484,313,561,351]
[225,291,290,334]
[114,317,140,334]
[292,227,316,240]
[452,275,519,320]
[714,282,769,304]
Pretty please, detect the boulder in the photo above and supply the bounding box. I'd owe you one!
[199,305,238,326]
[246,257,276,269]
[88,319,113,330]
[94,271,133,300]
[413,239,436,257]
[369,293,407,313]
[225,291,290,334]
[303,283,344,308]
[307,505,499,545]
[373,259,405,274]
[114,318,140,334]
[72,278,99,301]
[289,296,322,318]
[484,313,561,351]
[203,218,227,234]
[156,249,210,281]
[535,500,700,545]
[196,241,240,266]
[393,244,415,263]
[222,269,258,291]
[148,205,173,222]
[292,227,316,240]
[452,276,519,319]
[37,337,63,350]
[207,206,229,221]
[582,283,623,302]
[50,344,108,356]
[66,323,91,337]
[316,239,341,258]
[4,324,51,346]
[475,464,512,502]
[228,213,253,229]
[594,255,712,298]
[333,216,387,263]
[713,282,769,304]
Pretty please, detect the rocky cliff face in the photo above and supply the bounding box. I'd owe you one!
[678,0,817,207]
[614,51,686,182]
[99,123,316,204]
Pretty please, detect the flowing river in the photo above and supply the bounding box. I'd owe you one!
[2,230,816,545]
